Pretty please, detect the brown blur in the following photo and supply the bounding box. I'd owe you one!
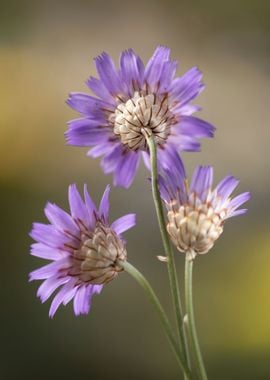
[1,1,270,379]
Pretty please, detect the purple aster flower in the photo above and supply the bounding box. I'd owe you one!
[29,185,136,317]
[159,161,250,259]
[66,46,215,188]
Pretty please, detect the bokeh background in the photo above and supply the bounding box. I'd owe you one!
[1,0,270,379]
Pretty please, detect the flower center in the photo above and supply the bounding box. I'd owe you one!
[167,199,226,257]
[69,223,127,285]
[112,92,175,151]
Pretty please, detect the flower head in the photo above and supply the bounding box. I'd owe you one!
[159,162,250,259]
[66,46,215,188]
[29,185,136,317]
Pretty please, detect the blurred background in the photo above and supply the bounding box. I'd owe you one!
[1,0,270,379]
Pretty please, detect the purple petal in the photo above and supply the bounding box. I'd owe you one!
[73,284,103,315]
[192,166,205,194]
[177,104,201,116]
[44,203,79,234]
[83,184,97,228]
[101,144,124,174]
[92,284,103,294]
[170,67,204,107]
[159,60,178,93]
[68,184,88,222]
[30,223,69,247]
[95,52,127,96]
[228,192,251,211]
[67,93,112,118]
[114,151,140,188]
[111,214,136,234]
[30,242,67,260]
[229,208,248,217]
[73,286,89,315]
[37,276,68,303]
[178,116,215,138]
[158,145,186,177]
[29,258,70,281]
[86,76,116,104]
[66,126,111,146]
[216,176,240,200]
[142,151,150,170]
[190,166,213,197]
[158,175,171,203]
[87,142,115,158]
[120,49,144,91]
[168,133,201,152]
[144,46,171,87]
[98,185,110,223]
[49,280,77,318]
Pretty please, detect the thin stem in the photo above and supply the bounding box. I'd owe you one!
[120,260,192,379]
[144,132,190,374]
[185,255,208,380]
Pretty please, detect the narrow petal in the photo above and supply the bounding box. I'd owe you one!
[168,133,201,152]
[120,49,144,90]
[142,151,150,170]
[44,203,79,234]
[87,142,115,158]
[30,242,67,260]
[66,125,111,146]
[144,46,171,87]
[37,276,68,303]
[66,93,112,118]
[158,145,186,178]
[95,52,127,96]
[83,184,97,228]
[190,166,206,196]
[229,208,248,217]
[190,166,213,199]
[73,286,91,316]
[68,184,88,222]
[177,116,215,138]
[86,76,116,104]
[111,214,136,234]
[170,66,204,106]
[30,223,69,247]
[158,175,171,203]
[228,192,251,211]
[98,185,110,223]
[101,144,124,174]
[49,280,77,318]
[216,176,240,200]
[91,284,103,294]
[29,258,69,281]
[114,151,140,188]
[177,104,201,116]
[159,60,178,93]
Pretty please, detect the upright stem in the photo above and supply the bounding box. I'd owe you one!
[144,132,190,373]
[185,255,208,380]
[120,260,192,379]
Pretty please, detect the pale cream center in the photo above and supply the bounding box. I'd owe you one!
[112,92,175,151]
[68,223,126,285]
[167,199,226,258]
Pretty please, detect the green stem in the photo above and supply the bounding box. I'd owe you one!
[185,255,208,380]
[144,132,190,374]
[120,260,192,379]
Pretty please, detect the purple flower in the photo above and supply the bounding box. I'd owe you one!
[29,185,136,317]
[159,161,250,259]
[66,46,215,188]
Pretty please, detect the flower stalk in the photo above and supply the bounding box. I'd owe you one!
[185,254,208,380]
[144,130,190,375]
[120,260,192,379]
